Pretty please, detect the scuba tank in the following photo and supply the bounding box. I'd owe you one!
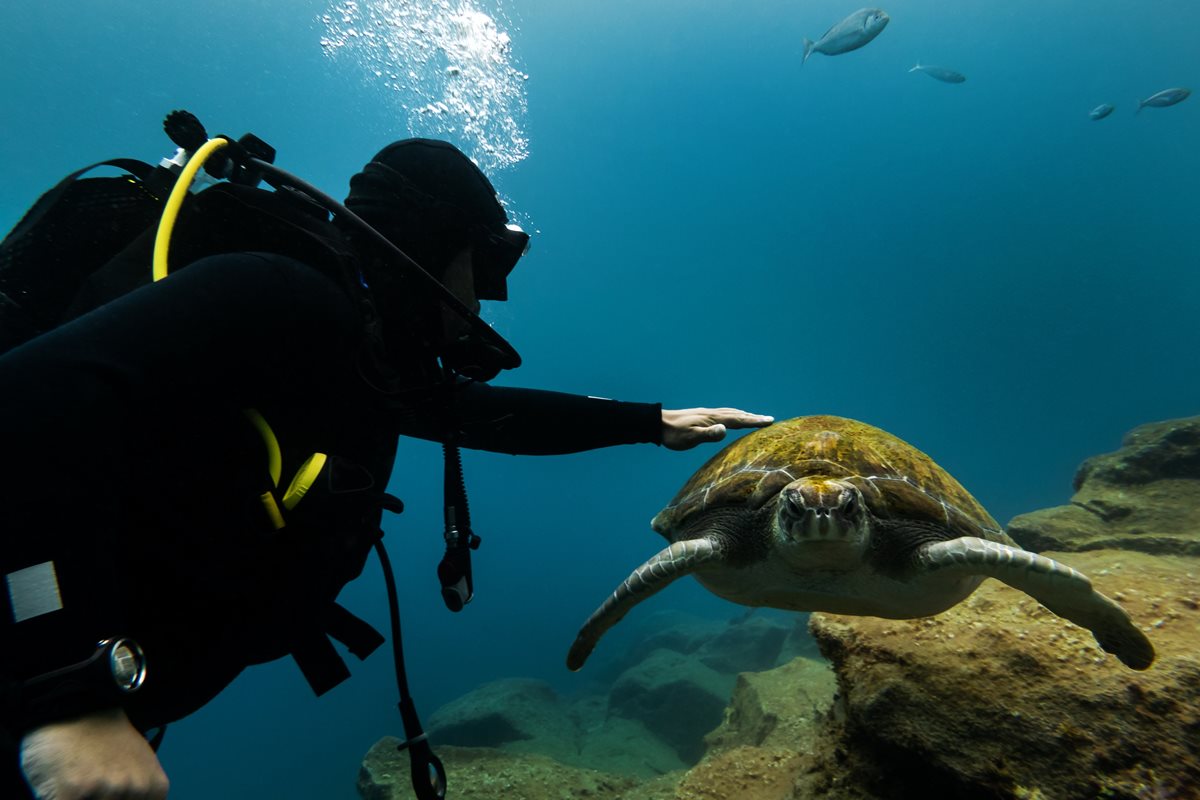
[0,157,164,352]
[0,117,278,354]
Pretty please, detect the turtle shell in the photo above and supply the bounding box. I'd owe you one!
[652,415,1006,543]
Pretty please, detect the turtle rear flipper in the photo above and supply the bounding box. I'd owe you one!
[919,537,1156,670]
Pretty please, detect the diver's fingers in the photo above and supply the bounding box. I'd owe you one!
[694,423,727,443]
[711,408,775,429]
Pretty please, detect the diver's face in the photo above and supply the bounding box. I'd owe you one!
[440,246,479,341]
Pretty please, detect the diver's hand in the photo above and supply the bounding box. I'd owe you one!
[20,707,169,800]
[661,408,774,451]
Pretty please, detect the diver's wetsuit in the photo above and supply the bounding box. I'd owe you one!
[0,251,659,794]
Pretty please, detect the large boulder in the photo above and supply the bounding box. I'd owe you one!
[666,657,839,800]
[702,655,837,755]
[622,613,721,660]
[575,714,689,778]
[565,692,688,777]
[672,746,810,800]
[607,648,735,763]
[1076,417,1200,485]
[425,678,579,764]
[694,616,791,674]
[798,549,1200,799]
[777,612,822,663]
[1009,416,1200,556]
[371,610,788,788]
[587,610,805,684]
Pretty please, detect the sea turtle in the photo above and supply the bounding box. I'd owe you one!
[567,415,1155,671]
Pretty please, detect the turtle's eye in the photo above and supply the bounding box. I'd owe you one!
[842,493,858,515]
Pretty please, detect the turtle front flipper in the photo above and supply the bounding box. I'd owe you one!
[918,537,1155,670]
[567,538,724,671]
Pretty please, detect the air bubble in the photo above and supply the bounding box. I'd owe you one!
[316,0,529,172]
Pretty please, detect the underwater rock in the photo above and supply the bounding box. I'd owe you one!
[695,616,792,674]
[564,691,687,776]
[803,549,1200,799]
[362,612,807,790]
[575,714,689,778]
[674,746,810,800]
[702,656,836,755]
[425,677,580,765]
[1009,416,1200,556]
[777,612,822,663]
[357,739,651,800]
[609,614,806,676]
[582,610,725,685]
[1076,417,1200,485]
[607,648,735,763]
[358,654,835,799]
[617,617,720,661]
[662,656,837,800]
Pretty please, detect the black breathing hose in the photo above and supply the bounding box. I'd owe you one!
[374,537,447,800]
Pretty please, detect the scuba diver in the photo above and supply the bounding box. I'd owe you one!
[0,114,773,800]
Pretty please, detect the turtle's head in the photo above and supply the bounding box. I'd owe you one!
[774,478,869,561]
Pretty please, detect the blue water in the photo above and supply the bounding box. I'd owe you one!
[2,0,1197,797]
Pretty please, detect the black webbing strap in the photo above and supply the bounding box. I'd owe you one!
[325,602,385,660]
[290,629,351,697]
[4,159,154,242]
[290,602,385,697]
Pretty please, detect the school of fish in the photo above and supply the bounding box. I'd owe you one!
[803,7,1190,120]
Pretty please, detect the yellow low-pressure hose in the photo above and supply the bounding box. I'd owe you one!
[242,409,283,488]
[152,137,229,282]
[152,138,329,532]
[283,452,329,511]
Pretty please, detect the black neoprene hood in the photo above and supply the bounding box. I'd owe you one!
[344,138,527,300]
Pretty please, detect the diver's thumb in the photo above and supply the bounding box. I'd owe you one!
[698,423,727,442]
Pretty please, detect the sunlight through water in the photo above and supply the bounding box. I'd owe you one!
[318,0,530,173]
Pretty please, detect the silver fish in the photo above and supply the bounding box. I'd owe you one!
[1089,103,1115,120]
[1136,87,1191,113]
[908,63,966,83]
[802,8,890,65]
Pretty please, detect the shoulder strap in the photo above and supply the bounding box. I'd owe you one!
[5,159,154,242]
[290,602,385,696]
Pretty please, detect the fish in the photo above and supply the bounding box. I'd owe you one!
[1136,87,1191,113]
[908,63,966,83]
[1089,103,1115,120]
[802,8,890,64]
